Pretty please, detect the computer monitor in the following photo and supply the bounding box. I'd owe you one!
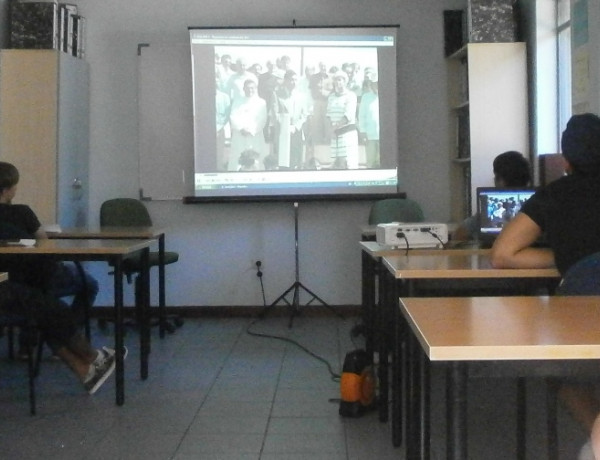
[476,187,536,245]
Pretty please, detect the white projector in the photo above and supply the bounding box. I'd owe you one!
[375,222,448,248]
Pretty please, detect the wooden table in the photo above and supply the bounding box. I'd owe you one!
[49,226,171,338]
[400,295,600,460]
[0,238,153,405]
[380,252,560,448]
[359,243,489,421]
[359,242,487,358]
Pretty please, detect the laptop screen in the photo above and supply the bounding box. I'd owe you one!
[476,187,536,241]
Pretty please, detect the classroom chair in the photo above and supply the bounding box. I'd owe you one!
[99,198,182,334]
[368,198,425,225]
[0,312,42,415]
[547,250,600,458]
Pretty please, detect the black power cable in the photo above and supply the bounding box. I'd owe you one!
[248,261,341,382]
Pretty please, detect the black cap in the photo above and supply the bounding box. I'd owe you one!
[561,113,600,169]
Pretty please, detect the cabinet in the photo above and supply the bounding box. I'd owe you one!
[0,49,89,227]
[447,42,528,222]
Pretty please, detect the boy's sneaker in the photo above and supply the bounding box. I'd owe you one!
[84,354,116,394]
[84,346,128,395]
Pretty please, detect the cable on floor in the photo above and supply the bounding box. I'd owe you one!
[246,318,341,382]
[249,260,346,383]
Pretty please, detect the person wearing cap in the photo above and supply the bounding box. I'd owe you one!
[326,71,359,169]
[490,113,600,459]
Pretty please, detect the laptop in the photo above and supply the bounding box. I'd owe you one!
[476,187,537,247]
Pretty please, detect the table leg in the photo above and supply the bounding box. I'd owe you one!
[361,251,375,360]
[546,379,559,460]
[113,258,125,406]
[517,377,526,460]
[447,362,468,460]
[392,278,403,447]
[377,259,389,423]
[73,261,91,340]
[406,326,417,456]
[419,344,431,460]
[158,234,166,339]
[140,247,150,380]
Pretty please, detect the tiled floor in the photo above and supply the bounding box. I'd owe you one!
[0,315,591,459]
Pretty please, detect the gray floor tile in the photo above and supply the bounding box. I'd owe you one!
[0,316,592,459]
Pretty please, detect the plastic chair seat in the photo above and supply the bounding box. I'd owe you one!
[122,251,179,274]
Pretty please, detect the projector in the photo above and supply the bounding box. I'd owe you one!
[376,222,448,248]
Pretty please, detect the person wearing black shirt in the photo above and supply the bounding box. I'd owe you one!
[491,113,600,459]
[0,161,119,394]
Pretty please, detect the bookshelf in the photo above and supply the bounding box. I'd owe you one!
[447,42,529,222]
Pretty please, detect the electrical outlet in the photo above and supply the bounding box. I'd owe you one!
[255,260,263,278]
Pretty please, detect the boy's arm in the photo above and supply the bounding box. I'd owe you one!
[490,213,555,269]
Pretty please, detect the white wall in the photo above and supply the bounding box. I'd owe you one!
[68,0,466,307]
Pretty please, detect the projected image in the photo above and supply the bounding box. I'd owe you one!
[189,27,399,199]
[214,46,379,172]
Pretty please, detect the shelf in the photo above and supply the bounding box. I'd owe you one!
[448,44,467,60]
[453,157,471,164]
[452,101,469,111]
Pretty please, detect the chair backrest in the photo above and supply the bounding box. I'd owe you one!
[556,251,600,295]
[368,198,425,225]
[100,198,153,227]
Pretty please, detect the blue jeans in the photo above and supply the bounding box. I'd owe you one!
[49,262,99,324]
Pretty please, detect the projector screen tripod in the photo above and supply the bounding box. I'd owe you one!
[258,202,343,328]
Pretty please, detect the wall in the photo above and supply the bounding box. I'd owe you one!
[0,0,7,48]
[6,0,467,308]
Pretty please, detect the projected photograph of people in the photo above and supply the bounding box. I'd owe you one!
[189,26,398,199]
[214,46,379,172]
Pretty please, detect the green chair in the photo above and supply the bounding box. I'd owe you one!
[100,198,182,334]
[368,198,425,225]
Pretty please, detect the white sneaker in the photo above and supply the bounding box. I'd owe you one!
[84,353,116,394]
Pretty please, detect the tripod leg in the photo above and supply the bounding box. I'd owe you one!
[258,283,296,319]
[297,282,344,319]
[288,283,301,328]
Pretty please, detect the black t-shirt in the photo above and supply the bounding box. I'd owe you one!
[520,172,600,276]
[0,203,41,237]
[0,203,54,288]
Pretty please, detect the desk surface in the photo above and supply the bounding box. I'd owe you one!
[399,296,600,361]
[359,241,489,258]
[48,226,165,239]
[0,238,152,255]
[382,252,560,279]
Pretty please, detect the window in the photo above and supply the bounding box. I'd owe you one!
[557,0,572,144]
